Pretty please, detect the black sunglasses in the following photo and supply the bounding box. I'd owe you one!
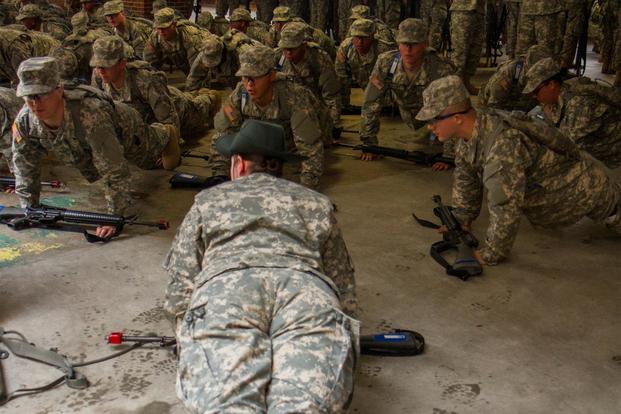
[432,108,471,122]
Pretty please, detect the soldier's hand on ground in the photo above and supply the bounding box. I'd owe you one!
[360,152,380,161]
[474,250,486,266]
[96,225,117,240]
[431,161,451,171]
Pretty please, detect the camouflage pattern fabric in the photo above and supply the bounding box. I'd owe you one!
[0,87,22,171]
[0,28,59,85]
[254,0,277,24]
[335,35,394,106]
[420,0,450,51]
[559,0,589,68]
[600,0,621,73]
[12,87,169,215]
[279,0,308,23]
[60,27,110,82]
[212,75,324,189]
[346,17,395,46]
[376,0,401,29]
[504,0,521,59]
[275,43,341,130]
[450,0,485,78]
[113,17,152,58]
[164,172,358,412]
[543,79,621,169]
[452,108,621,264]
[246,20,271,45]
[360,49,455,147]
[167,86,218,140]
[144,22,212,74]
[615,6,621,72]
[515,0,564,56]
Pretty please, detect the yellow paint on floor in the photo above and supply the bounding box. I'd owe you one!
[0,242,64,266]
[0,247,21,262]
[21,242,63,254]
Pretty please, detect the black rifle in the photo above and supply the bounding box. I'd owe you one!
[0,205,169,242]
[485,1,506,67]
[334,142,454,166]
[181,150,210,162]
[413,195,482,280]
[192,0,201,20]
[107,329,425,357]
[169,172,229,189]
[439,6,452,55]
[0,176,63,190]
[573,1,592,76]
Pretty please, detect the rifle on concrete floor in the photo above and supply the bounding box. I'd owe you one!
[413,195,482,280]
[0,205,169,242]
[0,176,63,190]
[107,329,425,357]
[334,142,454,166]
[181,150,210,162]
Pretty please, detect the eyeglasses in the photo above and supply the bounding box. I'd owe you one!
[430,108,471,123]
[531,81,548,96]
[24,87,59,102]
[241,72,270,83]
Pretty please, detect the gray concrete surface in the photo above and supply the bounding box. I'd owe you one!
[0,51,620,414]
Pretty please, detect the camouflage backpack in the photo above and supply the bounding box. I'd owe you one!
[564,76,620,109]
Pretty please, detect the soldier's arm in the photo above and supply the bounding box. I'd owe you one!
[12,119,45,207]
[142,72,179,127]
[316,50,342,126]
[479,132,532,265]
[321,209,357,318]
[290,89,324,189]
[360,55,389,145]
[185,53,209,91]
[451,140,483,225]
[142,33,163,68]
[334,42,352,106]
[213,82,244,134]
[163,201,205,317]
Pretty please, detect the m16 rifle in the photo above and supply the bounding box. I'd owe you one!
[334,142,454,166]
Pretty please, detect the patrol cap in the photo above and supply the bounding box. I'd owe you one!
[350,18,375,37]
[16,4,41,20]
[350,4,370,20]
[278,21,305,49]
[71,10,89,31]
[154,7,175,28]
[415,75,470,121]
[90,35,125,67]
[151,0,167,13]
[16,56,61,97]
[229,7,252,22]
[200,36,224,67]
[524,44,552,69]
[522,57,562,95]
[236,44,275,77]
[216,119,302,162]
[102,0,123,16]
[196,10,213,28]
[272,6,290,22]
[397,18,426,44]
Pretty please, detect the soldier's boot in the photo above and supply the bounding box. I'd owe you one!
[463,76,479,96]
[161,124,181,170]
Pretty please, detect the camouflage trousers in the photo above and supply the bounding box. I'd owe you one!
[255,0,278,24]
[505,2,520,59]
[280,0,309,22]
[175,268,359,414]
[376,0,401,29]
[559,1,588,68]
[450,10,485,77]
[420,0,449,51]
[515,12,563,57]
[310,0,328,32]
[171,88,220,142]
[215,0,227,16]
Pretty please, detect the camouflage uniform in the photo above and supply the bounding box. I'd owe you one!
[12,57,171,215]
[212,46,325,189]
[309,0,328,32]
[504,0,522,58]
[186,30,258,90]
[16,4,69,41]
[558,0,589,68]
[275,22,341,133]
[144,8,212,74]
[450,0,485,79]
[417,75,621,265]
[515,0,564,56]
[478,44,551,111]
[376,0,401,29]
[164,170,358,413]
[76,2,110,30]
[0,87,22,171]
[0,27,60,85]
[103,0,152,58]
[360,19,455,147]
[335,19,394,106]
[279,0,308,23]
[420,0,450,51]
[346,5,396,46]
[254,0,277,24]
[600,0,621,74]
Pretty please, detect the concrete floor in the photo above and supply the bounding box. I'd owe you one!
[0,52,620,414]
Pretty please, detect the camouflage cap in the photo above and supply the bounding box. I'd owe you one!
[523,44,552,70]
[151,0,167,13]
[71,11,89,32]
[16,4,41,20]
[396,18,426,44]
[90,35,125,67]
[200,36,224,67]
[216,119,302,162]
[154,7,175,28]
[415,75,470,121]
[196,10,213,28]
[278,21,305,49]
[522,57,561,95]
[350,4,370,20]
[236,44,275,77]
[102,0,123,16]
[16,56,61,97]
[229,7,252,22]
[272,6,290,22]
[350,18,375,37]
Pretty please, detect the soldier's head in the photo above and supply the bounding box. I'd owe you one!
[71,10,89,35]
[396,18,427,69]
[196,10,214,30]
[16,4,42,30]
[522,57,564,105]
[90,35,127,85]
[80,0,97,13]
[17,57,65,124]
[350,19,375,55]
[236,45,276,103]
[50,46,79,80]
[279,22,306,63]
[416,75,475,142]
[103,0,126,29]
[200,36,224,68]
[154,7,177,41]
[523,45,552,72]
[350,4,370,20]
[271,6,291,32]
[229,7,252,32]
[151,0,167,15]
[217,120,302,179]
